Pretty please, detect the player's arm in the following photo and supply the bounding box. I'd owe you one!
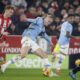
[1,27,10,36]
[66,32,79,38]
[66,31,72,38]
[1,21,13,36]
[41,32,53,46]
[43,33,51,44]
[62,22,73,38]
[65,24,79,40]
[20,14,37,24]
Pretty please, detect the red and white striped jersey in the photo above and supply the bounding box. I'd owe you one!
[0,14,12,33]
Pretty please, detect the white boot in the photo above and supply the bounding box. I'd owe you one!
[1,61,11,73]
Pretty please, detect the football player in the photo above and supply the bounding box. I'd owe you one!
[52,14,74,76]
[1,14,53,77]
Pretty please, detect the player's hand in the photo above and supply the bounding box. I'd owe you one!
[2,32,10,36]
[20,14,27,22]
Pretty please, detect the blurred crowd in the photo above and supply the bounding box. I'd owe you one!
[0,0,80,36]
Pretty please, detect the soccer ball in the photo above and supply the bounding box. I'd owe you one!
[75,59,80,66]
[43,68,52,77]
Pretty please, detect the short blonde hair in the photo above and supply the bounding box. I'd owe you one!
[5,5,14,11]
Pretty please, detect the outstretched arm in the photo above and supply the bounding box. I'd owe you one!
[41,32,52,45]
[20,14,37,23]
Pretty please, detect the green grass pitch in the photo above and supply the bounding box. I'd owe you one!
[0,69,80,80]
[0,54,80,80]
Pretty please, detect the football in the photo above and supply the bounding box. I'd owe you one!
[43,68,52,77]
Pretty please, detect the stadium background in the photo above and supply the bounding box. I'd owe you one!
[0,0,80,80]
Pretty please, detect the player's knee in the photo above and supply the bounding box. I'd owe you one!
[20,49,27,58]
[39,51,48,59]
[35,49,48,59]
[42,53,48,59]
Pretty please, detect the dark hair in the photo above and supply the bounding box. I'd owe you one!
[17,5,25,9]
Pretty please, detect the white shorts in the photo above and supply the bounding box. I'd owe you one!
[54,43,69,55]
[60,44,69,55]
[21,36,40,51]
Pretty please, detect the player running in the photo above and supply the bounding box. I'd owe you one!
[52,14,74,76]
[0,5,14,47]
[0,5,14,67]
[1,14,53,76]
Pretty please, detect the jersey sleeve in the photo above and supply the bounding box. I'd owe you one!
[27,18,37,23]
[65,23,73,34]
[27,17,43,27]
[61,22,67,35]
[43,33,51,44]
[36,17,43,27]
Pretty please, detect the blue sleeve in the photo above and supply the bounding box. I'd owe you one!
[27,17,43,26]
[66,26,73,33]
[27,18,37,23]
[65,23,73,34]
[61,22,72,33]
[36,17,43,28]
[36,17,44,34]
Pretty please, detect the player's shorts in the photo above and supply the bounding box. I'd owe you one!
[54,43,69,55]
[21,36,40,51]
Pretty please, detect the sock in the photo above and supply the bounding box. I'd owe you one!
[55,54,65,70]
[72,66,80,74]
[5,60,12,66]
[11,56,22,63]
[5,56,22,66]
[42,58,51,68]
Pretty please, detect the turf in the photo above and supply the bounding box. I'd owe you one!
[0,69,80,80]
[6,54,69,69]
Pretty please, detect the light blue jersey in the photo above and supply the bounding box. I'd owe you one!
[58,21,73,45]
[22,17,51,44]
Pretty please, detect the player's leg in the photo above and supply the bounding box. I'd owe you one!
[35,48,53,76]
[70,66,80,80]
[52,44,65,75]
[30,40,53,76]
[54,53,66,75]
[72,66,80,74]
[69,59,80,80]
[35,48,50,66]
[52,44,68,75]
[10,46,30,63]
[52,44,60,62]
[1,36,30,72]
